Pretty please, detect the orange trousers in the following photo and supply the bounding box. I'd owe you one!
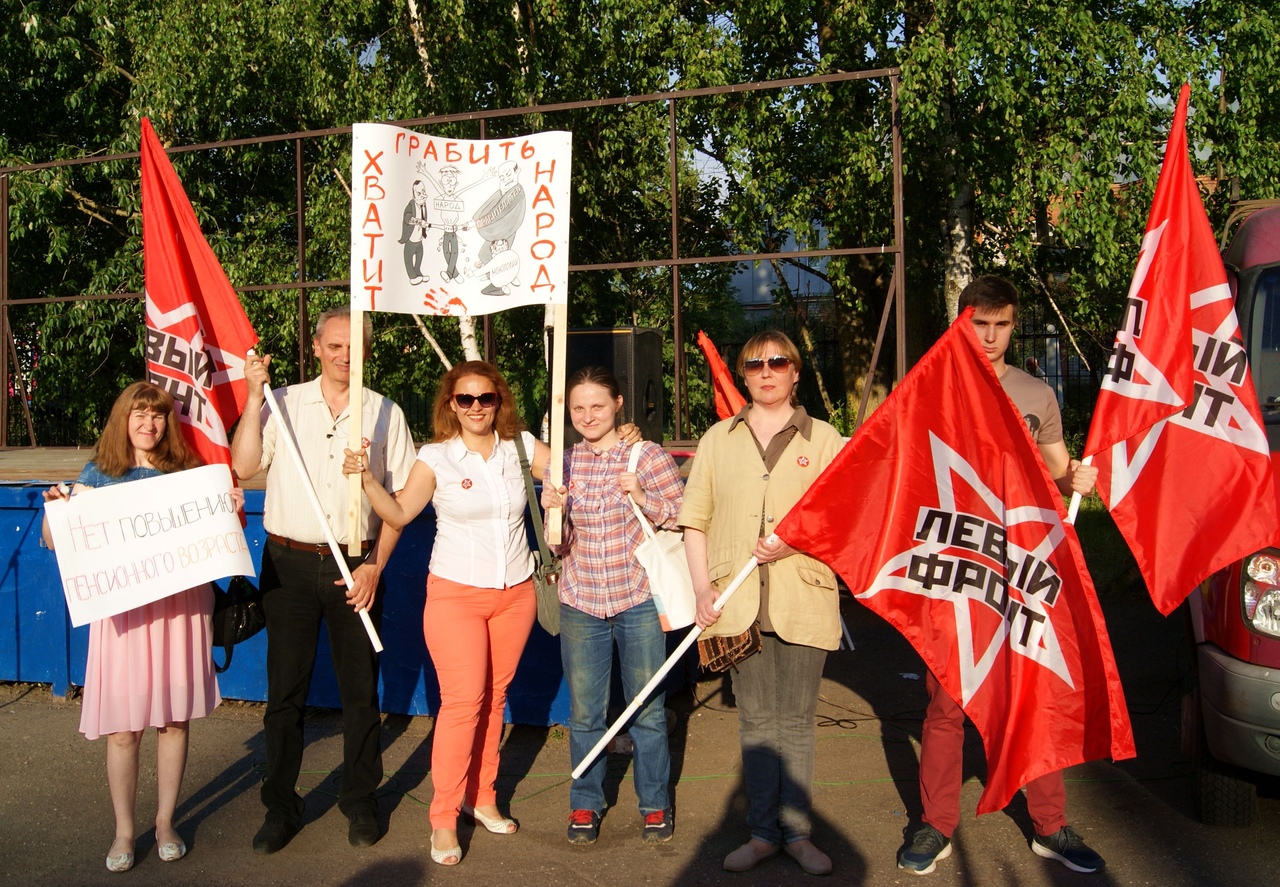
[422,574,536,830]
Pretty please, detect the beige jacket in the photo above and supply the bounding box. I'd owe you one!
[678,409,845,650]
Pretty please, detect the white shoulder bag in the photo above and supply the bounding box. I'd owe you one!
[626,442,696,631]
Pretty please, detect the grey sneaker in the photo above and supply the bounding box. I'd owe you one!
[1031,825,1105,873]
[897,825,952,875]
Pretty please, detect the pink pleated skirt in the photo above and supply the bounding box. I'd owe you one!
[79,584,222,740]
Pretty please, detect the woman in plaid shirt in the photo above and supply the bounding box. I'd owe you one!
[541,366,685,847]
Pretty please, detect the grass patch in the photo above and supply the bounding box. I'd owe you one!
[1072,496,1142,597]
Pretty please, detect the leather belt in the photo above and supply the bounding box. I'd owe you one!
[267,533,373,555]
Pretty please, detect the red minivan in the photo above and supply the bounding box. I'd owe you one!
[1183,201,1280,825]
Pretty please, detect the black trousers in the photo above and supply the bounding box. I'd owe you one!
[259,541,383,824]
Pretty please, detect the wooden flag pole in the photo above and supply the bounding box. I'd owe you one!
[347,309,365,557]
[546,302,568,544]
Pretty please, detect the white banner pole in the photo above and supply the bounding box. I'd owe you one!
[546,302,568,544]
[347,310,366,558]
[571,554,760,780]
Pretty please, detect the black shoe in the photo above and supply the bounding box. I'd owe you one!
[253,818,298,855]
[642,808,674,843]
[567,809,601,844]
[1031,825,1104,873]
[897,825,951,875]
[348,811,382,848]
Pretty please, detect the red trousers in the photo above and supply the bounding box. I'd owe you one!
[919,669,1068,837]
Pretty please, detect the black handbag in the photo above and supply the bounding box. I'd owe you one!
[211,576,266,674]
[513,433,561,636]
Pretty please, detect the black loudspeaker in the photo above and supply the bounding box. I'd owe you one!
[563,327,664,442]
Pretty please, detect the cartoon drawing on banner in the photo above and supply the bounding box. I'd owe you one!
[470,160,527,295]
[350,123,571,317]
[433,165,466,283]
[468,237,521,294]
[399,179,431,285]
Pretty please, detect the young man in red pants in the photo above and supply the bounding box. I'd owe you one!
[898,276,1105,876]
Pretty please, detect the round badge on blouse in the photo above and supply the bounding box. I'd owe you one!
[461,478,473,489]
[797,456,810,467]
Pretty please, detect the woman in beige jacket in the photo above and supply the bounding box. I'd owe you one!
[680,331,845,876]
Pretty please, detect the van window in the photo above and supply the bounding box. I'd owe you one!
[1250,266,1280,414]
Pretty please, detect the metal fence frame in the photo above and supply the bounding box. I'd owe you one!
[0,68,905,445]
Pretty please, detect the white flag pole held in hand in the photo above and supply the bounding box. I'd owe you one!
[1065,454,1093,526]
[247,349,383,653]
[570,544,771,780]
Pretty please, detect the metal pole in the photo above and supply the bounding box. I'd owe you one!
[296,138,310,381]
[0,174,8,446]
[891,73,907,381]
[854,264,898,432]
[669,98,685,441]
[6,329,36,445]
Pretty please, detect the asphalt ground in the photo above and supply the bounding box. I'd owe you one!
[2,593,1278,887]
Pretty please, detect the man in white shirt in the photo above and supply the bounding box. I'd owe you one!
[232,307,415,854]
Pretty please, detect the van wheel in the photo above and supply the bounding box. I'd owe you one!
[1183,688,1258,826]
[1197,759,1257,826]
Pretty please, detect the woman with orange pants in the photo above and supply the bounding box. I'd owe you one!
[345,361,542,865]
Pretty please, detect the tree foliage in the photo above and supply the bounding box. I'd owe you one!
[3,1,1277,443]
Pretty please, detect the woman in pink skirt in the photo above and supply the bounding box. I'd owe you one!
[42,382,230,873]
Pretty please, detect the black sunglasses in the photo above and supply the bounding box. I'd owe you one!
[454,392,499,409]
[742,355,792,374]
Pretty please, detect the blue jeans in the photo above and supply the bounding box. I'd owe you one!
[560,599,671,815]
[731,632,826,844]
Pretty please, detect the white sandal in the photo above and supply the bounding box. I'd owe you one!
[462,803,517,835]
[430,832,462,866]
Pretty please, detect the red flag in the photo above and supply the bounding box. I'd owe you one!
[1083,85,1279,615]
[696,330,747,420]
[141,118,258,468]
[776,312,1135,815]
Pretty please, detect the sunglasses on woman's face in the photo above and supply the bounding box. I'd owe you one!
[742,355,792,375]
[454,392,499,409]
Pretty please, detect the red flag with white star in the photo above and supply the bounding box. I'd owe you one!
[776,311,1135,815]
[141,118,258,468]
[1083,84,1279,614]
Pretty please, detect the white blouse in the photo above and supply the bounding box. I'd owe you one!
[418,431,537,588]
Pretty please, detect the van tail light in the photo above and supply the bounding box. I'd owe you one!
[1243,551,1280,637]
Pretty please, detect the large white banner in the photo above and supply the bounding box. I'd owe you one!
[350,123,572,316]
[45,464,255,627]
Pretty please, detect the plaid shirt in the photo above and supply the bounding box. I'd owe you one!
[554,440,684,618]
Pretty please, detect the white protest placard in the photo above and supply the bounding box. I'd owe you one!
[45,463,255,627]
[350,123,572,316]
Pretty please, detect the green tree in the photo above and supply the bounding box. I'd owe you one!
[3,1,433,442]
[673,2,1278,432]
[6,1,1277,445]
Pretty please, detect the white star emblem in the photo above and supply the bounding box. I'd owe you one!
[1105,282,1267,505]
[856,432,1074,704]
